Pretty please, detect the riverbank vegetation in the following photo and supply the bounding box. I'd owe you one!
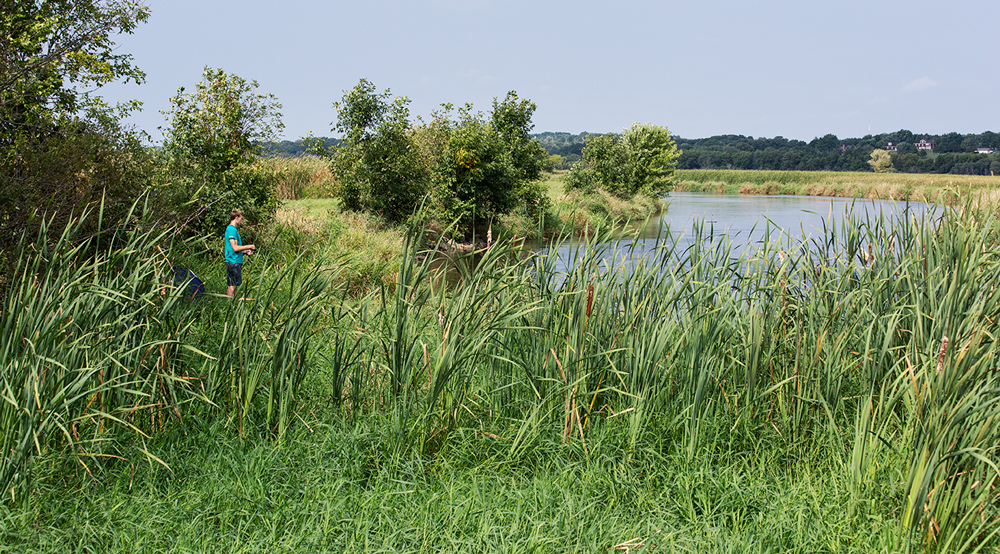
[5,193,1000,552]
[676,168,1000,205]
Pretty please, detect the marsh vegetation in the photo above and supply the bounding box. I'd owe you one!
[4,183,1000,552]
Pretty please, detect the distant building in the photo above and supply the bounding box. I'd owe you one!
[915,139,935,151]
[976,147,995,154]
[886,142,897,151]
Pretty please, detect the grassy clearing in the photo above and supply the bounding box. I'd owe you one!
[263,155,336,201]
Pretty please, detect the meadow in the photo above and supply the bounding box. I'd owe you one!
[676,169,1000,205]
[3,166,1000,553]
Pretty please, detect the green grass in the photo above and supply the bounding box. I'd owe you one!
[0,420,908,553]
[675,168,1000,205]
[6,187,1000,552]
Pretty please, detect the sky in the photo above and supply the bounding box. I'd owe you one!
[98,0,1000,144]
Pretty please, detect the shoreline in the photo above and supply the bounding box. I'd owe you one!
[673,168,1000,205]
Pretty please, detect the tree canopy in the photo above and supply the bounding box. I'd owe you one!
[0,0,149,130]
[0,0,151,262]
[538,130,1000,175]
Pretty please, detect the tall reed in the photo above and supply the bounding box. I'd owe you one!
[0,204,200,501]
[325,197,1000,551]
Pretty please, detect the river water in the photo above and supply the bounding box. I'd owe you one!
[538,192,938,273]
[650,192,932,243]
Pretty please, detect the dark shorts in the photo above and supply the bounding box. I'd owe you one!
[226,262,243,287]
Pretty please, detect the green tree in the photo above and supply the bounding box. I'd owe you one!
[809,133,840,153]
[936,132,964,153]
[0,0,152,261]
[0,0,149,131]
[330,79,426,224]
[159,67,284,233]
[565,123,680,199]
[331,83,547,235]
[423,92,549,237]
[868,149,895,173]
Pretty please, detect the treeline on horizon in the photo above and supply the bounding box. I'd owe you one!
[538,130,1000,175]
[266,129,1000,176]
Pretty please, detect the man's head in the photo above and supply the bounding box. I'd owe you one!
[229,210,244,225]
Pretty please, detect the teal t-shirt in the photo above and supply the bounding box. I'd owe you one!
[224,224,243,264]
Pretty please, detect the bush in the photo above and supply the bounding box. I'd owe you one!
[330,80,427,225]
[331,82,550,238]
[0,112,153,274]
[157,68,284,233]
[422,93,549,238]
[565,123,680,199]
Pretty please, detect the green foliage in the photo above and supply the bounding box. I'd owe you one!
[423,93,549,236]
[0,109,153,266]
[0,0,151,267]
[565,123,679,199]
[330,79,426,224]
[0,203,201,502]
[0,202,333,500]
[0,0,149,130]
[672,130,1000,174]
[12,186,1000,551]
[868,148,895,173]
[331,82,549,236]
[563,134,626,194]
[158,67,284,234]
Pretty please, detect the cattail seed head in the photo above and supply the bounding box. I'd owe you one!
[936,336,949,374]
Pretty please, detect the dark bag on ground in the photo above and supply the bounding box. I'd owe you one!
[172,265,205,300]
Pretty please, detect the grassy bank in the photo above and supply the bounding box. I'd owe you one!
[260,168,665,293]
[541,171,665,238]
[269,161,665,241]
[676,168,1000,204]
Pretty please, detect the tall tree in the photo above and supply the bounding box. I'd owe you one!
[330,79,425,223]
[0,0,149,130]
[159,67,284,233]
[0,0,152,261]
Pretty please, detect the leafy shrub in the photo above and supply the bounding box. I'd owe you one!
[420,93,549,237]
[157,68,284,233]
[330,82,549,238]
[565,123,680,199]
[330,80,427,224]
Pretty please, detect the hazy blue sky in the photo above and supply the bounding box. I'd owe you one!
[99,0,999,143]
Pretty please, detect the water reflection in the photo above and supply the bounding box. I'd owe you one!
[539,192,938,275]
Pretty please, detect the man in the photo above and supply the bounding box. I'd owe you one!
[224,210,256,298]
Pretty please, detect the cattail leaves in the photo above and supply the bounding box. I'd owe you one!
[0,205,199,501]
[9,194,1000,551]
[0,202,329,501]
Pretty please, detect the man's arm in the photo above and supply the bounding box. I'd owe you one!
[229,238,256,253]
